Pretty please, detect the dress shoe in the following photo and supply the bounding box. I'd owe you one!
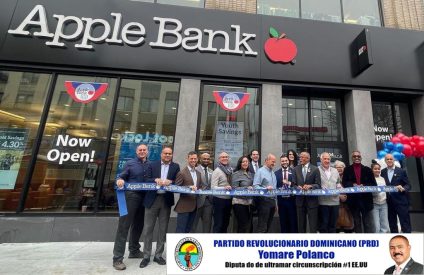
[113,260,126,271]
[128,250,143,258]
[139,258,150,268]
[153,256,166,265]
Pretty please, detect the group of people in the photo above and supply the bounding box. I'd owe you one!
[112,144,412,271]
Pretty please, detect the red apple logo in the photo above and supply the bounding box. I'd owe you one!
[264,27,297,64]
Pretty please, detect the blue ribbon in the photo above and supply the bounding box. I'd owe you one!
[116,183,398,217]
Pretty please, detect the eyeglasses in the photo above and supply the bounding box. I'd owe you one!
[352,155,361,158]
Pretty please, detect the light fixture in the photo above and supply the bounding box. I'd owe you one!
[288,103,293,106]
[100,97,106,100]
[0,109,25,120]
[328,105,332,108]
[94,118,99,121]
[64,104,70,107]
[124,113,129,116]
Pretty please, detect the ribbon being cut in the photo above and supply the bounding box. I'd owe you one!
[116,183,398,217]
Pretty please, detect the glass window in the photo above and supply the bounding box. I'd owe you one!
[157,0,204,8]
[301,0,342,23]
[27,75,117,212]
[372,101,422,210]
[342,0,381,26]
[310,98,342,142]
[197,84,259,168]
[372,102,395,151]
[0,71,51,212]
[100,79,180,212]
[282,97,309,142]
[257,0,300,18]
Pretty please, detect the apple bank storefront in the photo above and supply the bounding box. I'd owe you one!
[0,0,423,241]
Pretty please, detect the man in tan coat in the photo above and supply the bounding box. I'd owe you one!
[174,151,201,233]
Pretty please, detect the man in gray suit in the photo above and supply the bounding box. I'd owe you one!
[384,235,423,274]
[192,152,213,233]
[292,152,321,233]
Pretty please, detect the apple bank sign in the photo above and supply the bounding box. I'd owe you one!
[8,5,297,64]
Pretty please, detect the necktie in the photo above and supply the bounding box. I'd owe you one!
[204,166,209,186]
[395,266,401,275]
[302,165,307,180]
[283,169,287,180]
[255,162,259,172]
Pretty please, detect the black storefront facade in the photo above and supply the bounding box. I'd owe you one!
[0,0,423,241]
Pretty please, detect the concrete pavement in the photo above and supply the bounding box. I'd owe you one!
[0,242,166,274]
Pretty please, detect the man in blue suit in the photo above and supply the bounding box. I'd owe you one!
[140,146,180,268]
[275,154,297,233]
[381,154,411,233]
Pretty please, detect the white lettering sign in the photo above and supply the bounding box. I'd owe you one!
[46,135,95,164]
[8,5,258,56]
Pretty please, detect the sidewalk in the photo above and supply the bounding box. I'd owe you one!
[0,242,166,275]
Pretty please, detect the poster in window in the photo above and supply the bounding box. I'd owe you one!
[214,121,244,168]
[83,163,98,188]
[0,128,28,190]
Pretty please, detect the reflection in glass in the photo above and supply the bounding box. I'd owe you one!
[342,0,381,26]
[301,0,342,23]
[282,97,309,142]
[0,71,51,212]
[257,0,300,18]
[372,102,395,151]
[310,99,342,142]
[197,85,259,168]
[28,75,117,212]
[100,79,180,212]
[157,0,204,8]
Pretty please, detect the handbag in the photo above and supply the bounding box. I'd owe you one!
[337,202,354,229]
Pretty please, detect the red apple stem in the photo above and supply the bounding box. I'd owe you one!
[279,33,286,39]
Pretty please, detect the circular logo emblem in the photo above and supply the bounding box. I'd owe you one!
[75,83,96,101]
[174,237,203,271]
[222,93,240,110]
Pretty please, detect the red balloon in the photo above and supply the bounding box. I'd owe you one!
[391,137,401,144]
[403,144,413,157]
[410,141,416,148]
[400,136,410,145]
[395,133,405,139]
[418,141,424,152]
[412,135,421,143]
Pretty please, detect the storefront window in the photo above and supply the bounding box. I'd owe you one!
[372,101,422,210]
[197,84,259,168]
[301,0,342,23]
[157,0,204,8]
[27,75,117,212]
[257,0,300,18]
[99,79,179,212]
[282,92,346,164]
[342,0,381,26]
[0,71,51,212]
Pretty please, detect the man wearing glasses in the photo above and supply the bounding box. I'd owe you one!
[342,151,377,233]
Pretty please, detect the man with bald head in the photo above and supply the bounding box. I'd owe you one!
[384,235,423,274]
[292,151,321,233]
[381,153,411,233]
[253,153,277,233]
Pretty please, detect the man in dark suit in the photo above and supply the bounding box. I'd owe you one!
[112,144,149,271]
[275,154,297,233]
[292,152,321,233]
[342,150,376,233]
[174,151,201,233]
[381,153,412,233]
[193,152,213,233]
[248,150,260,174]
[140,146,180,268]
[384,235,423,274]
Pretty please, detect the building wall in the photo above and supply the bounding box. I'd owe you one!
[381,0,424,30]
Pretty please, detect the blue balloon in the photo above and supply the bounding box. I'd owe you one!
[398,153,405,161]
[384,141,394,151]
[392,151,402,161]
[377,150,388,159]
[394,143,404,152]
[384,148,391,153]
